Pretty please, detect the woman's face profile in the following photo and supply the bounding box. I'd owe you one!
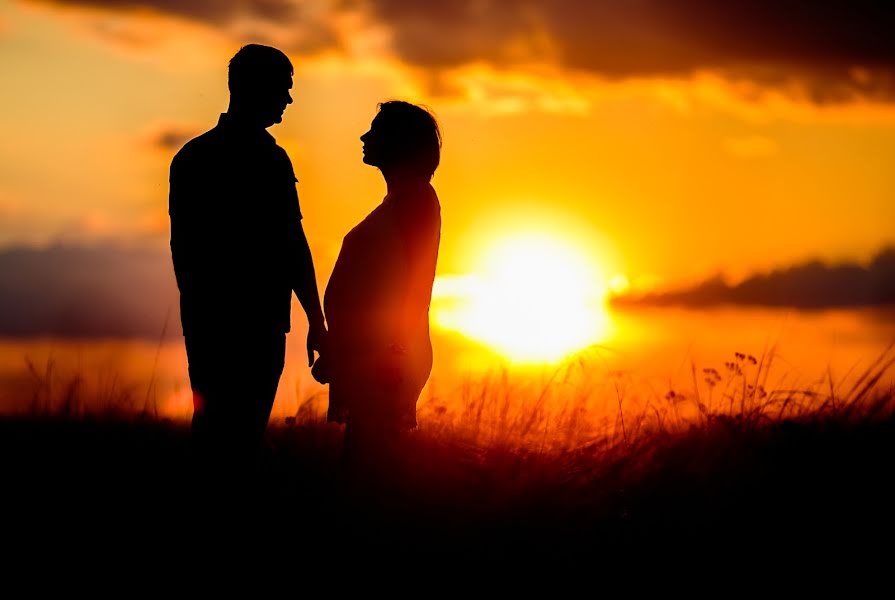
[360,114,390,168]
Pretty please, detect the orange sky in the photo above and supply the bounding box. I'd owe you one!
[2,0,895,419]
[2,0,894,293]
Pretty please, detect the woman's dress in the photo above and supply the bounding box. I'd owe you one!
[323,182,440,429]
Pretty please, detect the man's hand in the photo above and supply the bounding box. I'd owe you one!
[311,353,330,384]
[307,323,327,368]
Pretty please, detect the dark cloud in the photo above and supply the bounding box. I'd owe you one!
[26,0,340,55]
[0,243,182,339]
[363,0,895,102]
[146,123,202,152]
[24,0,895,102]
[30,0,297,26]
[610,247,895,310]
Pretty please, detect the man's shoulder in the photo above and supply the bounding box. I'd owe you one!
[270,142,293,164]
[268,142,297,181]
[171,128,222,167]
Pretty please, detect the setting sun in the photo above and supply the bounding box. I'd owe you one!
[433,233,611,364]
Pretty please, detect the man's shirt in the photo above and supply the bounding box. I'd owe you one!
[169,113,303,337]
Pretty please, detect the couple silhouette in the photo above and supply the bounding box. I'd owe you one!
[169,44,441,475]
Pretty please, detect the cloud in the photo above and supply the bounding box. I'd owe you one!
[22,0,895,107]
[0,243,181,338]
[360,0,895,103]
[609,247,895,310]
[30,0,297,26]
[24,0,344,56]
[142,121,203,152]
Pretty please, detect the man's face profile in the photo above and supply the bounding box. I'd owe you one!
[254,73,293,127]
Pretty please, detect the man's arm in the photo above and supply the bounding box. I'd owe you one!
[280,149,326,366]
[169,151,200,296]
[292,221,327,367]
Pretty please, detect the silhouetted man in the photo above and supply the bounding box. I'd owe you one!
[169,44,325,465]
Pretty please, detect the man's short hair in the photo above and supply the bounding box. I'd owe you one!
[228,44,293,94]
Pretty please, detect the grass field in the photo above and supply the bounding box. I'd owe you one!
[4,343,894,572]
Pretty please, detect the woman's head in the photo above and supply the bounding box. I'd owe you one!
[361,101,441,180]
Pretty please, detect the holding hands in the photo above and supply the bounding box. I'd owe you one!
[307,320,328,367]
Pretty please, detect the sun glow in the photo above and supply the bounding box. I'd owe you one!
[433,233,611,364]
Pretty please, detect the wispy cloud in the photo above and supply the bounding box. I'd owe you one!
[610,247,895,310]
[24,0,344,57]
[142,121,203,153]
[23,0,895,108]
[28,0,297,27]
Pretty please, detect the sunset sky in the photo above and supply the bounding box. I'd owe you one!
[1,1,894,351]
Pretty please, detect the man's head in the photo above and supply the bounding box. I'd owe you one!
[228,44,294,128]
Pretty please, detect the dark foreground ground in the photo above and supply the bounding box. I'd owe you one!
[3,411,894,575]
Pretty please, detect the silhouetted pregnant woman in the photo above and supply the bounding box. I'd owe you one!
[314,101,441,471]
